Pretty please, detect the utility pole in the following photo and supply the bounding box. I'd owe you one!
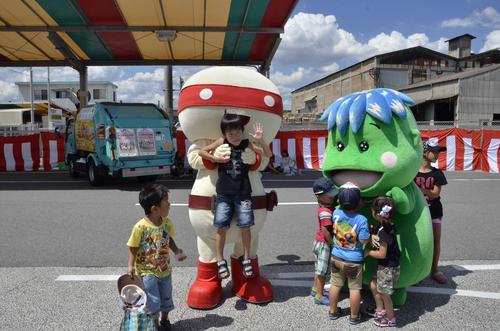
[165,65,174,123]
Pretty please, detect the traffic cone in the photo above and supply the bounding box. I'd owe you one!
[187,259,222,309]
[230,255,273,303]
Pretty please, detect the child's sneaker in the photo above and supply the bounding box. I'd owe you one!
[347,314,363,325]
[314,295,329,305]
[310,287,329,297]
[374,317,397,327]
[365,307,386,318]
[328,308,342,320]
[160,318,172,331]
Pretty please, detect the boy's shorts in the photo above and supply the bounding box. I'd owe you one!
[312,240,332,277]
[373,265,400,295]
[214,193,254,228]
[142,274,174,319]
[330,257,363,290]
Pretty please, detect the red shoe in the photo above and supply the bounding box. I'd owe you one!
[230,255,273,303]
[187,259,222,309]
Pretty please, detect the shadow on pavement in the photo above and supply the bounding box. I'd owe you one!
[172,313,233,330]
[361,264,472,327]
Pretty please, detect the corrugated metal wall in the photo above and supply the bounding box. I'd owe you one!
[459,68,500,122]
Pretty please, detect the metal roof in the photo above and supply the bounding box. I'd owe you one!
[0,0,297,70]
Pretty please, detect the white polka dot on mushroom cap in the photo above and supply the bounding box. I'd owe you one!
[264,95,275,107]
[199,88,213,100]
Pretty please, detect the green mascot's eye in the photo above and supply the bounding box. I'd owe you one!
[336,142,345,151]
[359,141,369,152]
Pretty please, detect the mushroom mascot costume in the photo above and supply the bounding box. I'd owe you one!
[178,67,281,309]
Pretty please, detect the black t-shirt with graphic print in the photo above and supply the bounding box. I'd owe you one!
[377,223,401,268]
[414,167,447,219]
[216,138,251,195]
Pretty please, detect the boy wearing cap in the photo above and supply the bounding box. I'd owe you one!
[311,177,339,305]
[328,182,370,325]
[127,183,186,331]
[414,140,448,284]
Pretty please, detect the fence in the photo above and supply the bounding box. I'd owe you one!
[2,127,500,174]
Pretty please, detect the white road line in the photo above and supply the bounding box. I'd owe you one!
[135,202,317,207]
[407,287,500,300]
[56,275,119,281]
[269,280,500,300]
[452,264,500,271]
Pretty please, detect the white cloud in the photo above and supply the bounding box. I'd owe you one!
[441,7,500,28]
[270,13,448,108]
[481,30,500,52]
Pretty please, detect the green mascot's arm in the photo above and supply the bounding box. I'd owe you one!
[385,183,418,214]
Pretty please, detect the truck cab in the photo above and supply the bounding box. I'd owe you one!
[65,102,175,186]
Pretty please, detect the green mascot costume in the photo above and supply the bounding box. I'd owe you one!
[320,88,432,305]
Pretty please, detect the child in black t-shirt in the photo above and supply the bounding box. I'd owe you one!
[364,197,400,328]
[414,140,448,284]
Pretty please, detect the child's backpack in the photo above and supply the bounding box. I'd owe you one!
[118,274,155,331]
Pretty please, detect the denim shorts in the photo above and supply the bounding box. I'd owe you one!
[141,274,174,319]
[214,193,254,228]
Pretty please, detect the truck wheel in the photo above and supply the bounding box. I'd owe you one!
[138,175,158,182]
[88,160,104,186]
[68,159,79,178]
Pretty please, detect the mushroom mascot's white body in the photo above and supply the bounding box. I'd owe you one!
[178,67,282,309]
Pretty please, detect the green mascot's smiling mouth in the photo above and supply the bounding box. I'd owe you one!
[328,169,383,190]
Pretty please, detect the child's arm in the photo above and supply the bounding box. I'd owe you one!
[365,241,388,259]
[198,137,229,163]
[169,238,187,261]
[127,247,138,275]
[422,185,442,199]
[321,225,334,246]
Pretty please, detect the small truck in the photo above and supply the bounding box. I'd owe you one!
[65,102,175,186]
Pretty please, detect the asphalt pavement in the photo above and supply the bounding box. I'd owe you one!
[1,170,499,330]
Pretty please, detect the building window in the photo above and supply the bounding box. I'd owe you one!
[55,90,68,98]
[493,114,500,121]
[93,88,107,100]
[113,91,116,102]
[34,89,48,100]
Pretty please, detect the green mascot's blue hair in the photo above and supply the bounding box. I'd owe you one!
[320,88,415,136]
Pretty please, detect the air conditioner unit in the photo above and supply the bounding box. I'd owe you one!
[155,30,177,42]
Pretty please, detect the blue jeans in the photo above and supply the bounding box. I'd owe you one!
[141,275,174,319]
[214,193,254,228]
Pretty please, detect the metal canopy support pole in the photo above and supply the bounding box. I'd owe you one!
[30,67,34,124]
[79,66,88,107]
[165,65,174,124]
[47,67,52,129]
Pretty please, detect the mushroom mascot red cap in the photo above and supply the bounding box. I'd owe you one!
[178,67,282,309]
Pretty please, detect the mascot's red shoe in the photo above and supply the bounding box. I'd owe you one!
[230,255,273,303]
[187,260,222,309]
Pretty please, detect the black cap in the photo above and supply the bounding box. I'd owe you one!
[423,140,446,153]
[338,182,361,210]
[313,177,339,198]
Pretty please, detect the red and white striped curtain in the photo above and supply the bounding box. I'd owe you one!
[0,134,40,171]
[481,130,500,173]
[420,128,482,171]
[40,132,65,170]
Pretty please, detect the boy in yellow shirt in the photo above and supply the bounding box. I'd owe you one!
[127,183,186,331]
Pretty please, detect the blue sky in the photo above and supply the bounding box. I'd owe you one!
[0,0,499,109]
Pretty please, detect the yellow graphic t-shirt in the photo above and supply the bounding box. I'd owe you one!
[127,217,176,278]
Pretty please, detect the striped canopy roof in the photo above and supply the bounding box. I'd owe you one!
[0,0,297,69]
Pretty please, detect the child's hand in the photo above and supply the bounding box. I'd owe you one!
[250,122,264,141]
[371,234,380,248]
[127,266,136,276]
[175,249,187,261]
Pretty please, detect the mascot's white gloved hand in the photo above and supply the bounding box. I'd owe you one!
[241,148,256,164]
[213,143,231,159]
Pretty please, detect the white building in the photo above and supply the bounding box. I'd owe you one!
[15,81,118,106]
